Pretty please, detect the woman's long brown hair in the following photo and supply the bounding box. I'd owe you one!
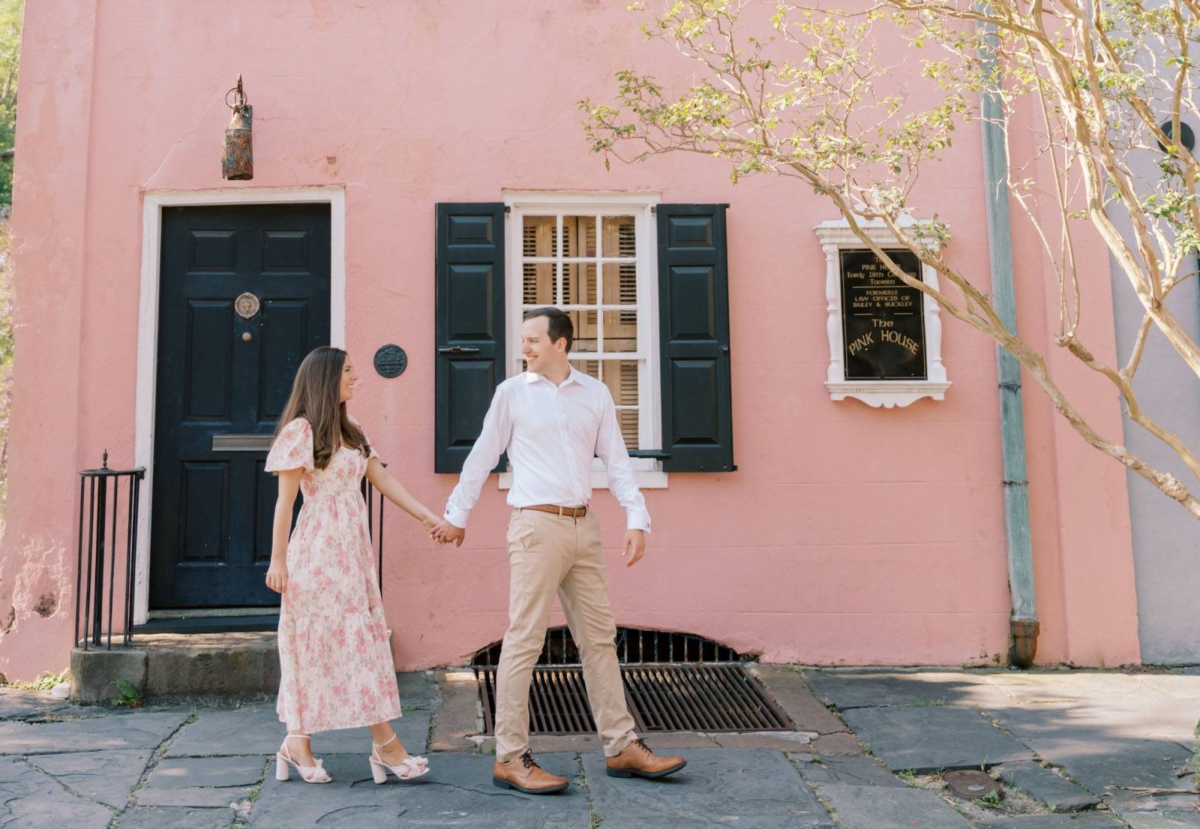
[273,347,370,470]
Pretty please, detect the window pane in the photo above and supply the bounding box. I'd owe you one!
[602,262,637,306]
[523,262,557,305]
[617,409,639,450]
[523,216,557,256]
[570,359,602,382]
[602,216,636,259]
[564,263,597,305]
[564,216,597,257]
[603,311,637,353]
[608,360,639,406]
[569,310,598,352]
[523,216,558,305]
[609,361,640,450]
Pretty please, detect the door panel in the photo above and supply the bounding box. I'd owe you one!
[151,203,331,609]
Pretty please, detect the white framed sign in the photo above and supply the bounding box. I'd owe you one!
[815,217,951,408]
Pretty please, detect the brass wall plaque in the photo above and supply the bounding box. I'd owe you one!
[234,292,261,320]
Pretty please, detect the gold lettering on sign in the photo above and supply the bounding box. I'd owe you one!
[840,247,928,380]
[848,332,875,355]
[880,328,921,355]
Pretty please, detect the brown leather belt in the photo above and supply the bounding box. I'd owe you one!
[520,504,588,518]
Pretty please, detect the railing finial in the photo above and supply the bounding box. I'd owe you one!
[101,449,109,469]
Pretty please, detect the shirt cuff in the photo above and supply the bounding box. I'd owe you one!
[443,506,470,529]
[626,511,651,533]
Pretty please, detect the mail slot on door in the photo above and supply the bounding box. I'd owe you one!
[211,434,274,452]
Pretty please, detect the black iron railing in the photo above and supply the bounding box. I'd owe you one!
[360,467,386,597]
[76,453,146,650]
[75,454,384,645]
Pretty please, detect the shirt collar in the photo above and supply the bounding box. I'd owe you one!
[523,366,584,387]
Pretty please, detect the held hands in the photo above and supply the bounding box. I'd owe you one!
[418,509,455,546]
[430,519,466,547]
[623,529,646,568]
[266,558,288,593]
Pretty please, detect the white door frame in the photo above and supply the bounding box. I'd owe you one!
[133,186,346,625]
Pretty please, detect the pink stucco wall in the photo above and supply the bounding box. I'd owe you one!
[0,0,1139,680]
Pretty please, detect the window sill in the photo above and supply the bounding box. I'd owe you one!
[826,380,951,408]
[498,465,669,491]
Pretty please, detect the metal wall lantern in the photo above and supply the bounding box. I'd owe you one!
[222,75,253,180]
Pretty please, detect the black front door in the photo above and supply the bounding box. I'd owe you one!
[151,204,331,609]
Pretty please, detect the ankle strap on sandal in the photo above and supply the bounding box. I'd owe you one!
[373,733,398,749]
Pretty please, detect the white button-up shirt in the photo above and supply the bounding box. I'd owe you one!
[443,368,651,532]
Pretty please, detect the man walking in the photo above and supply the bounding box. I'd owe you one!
[431,307,686,794]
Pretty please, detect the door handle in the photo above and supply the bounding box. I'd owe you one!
[437,346,481,355]
[212,434,274,452]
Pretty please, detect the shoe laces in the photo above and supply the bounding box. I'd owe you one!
[632,738,653,755]
[519,750,541,770]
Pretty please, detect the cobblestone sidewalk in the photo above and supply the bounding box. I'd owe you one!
[0,666,1195,828]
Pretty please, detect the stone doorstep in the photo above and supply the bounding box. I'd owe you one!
[70,647,148,705]
[68,631,408,704]
[70,632,283,704]
[141,633,281,699]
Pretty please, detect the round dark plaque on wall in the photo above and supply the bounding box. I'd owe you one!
[373,344,408,379]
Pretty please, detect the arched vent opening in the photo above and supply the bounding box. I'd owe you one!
[471,626,743,667]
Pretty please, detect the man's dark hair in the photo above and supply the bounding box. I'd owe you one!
[523,307,574,352]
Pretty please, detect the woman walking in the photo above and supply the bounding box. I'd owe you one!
[265,346,438,785]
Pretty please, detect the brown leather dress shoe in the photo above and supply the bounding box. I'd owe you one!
[605,738,687,779]
[493,750,569,794]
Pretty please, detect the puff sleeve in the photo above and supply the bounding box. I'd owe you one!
[265,418,315,473]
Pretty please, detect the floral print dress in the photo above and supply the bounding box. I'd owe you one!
[265,417,401,733]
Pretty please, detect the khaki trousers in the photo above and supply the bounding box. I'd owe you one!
[494,508,638,763]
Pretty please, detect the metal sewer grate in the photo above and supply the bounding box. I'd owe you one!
[477,664,793,735]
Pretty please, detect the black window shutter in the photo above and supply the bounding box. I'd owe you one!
[656,204,735,472]
[435,203,506,473]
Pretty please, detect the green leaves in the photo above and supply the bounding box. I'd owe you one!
[581,0,1200,346]
[112,678,144,707]
[0,0,21,205]
[580,0,987,197]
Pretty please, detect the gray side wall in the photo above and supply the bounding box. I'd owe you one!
[1109,250,1200,664]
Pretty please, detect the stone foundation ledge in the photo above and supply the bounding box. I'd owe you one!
[70,632,281,704]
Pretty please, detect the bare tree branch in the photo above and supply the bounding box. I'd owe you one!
[581,0,1200,519]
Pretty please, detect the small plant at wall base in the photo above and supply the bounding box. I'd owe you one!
[112,679,144,708]
[582,0,1200,519]
[2,667,67,691]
